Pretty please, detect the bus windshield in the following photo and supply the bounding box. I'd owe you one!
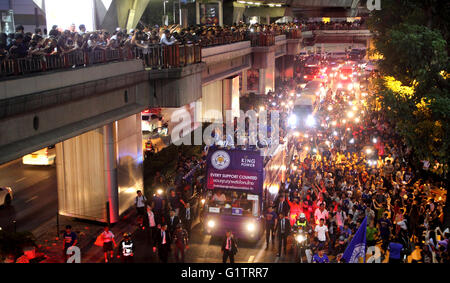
[293,104,313,114]
[206,189,259,217]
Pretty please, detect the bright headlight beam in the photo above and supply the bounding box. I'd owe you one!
[207,220,216,228]
[306,115,315,127]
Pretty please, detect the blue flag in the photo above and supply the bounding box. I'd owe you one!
[342,216,367,263]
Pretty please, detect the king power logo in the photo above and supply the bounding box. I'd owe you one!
[367,0,381,11]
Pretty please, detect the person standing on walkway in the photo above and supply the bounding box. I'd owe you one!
[221,230,238,263]
[264,206,277,249]
[62,225,78,263]
[146,205,157,245]
[173,224,189,263]
[118,232,135,263]
[135,190,147,216]
[101,226,117,263]
[182,202,193,236]
[388,237,404,263]
[167,209,180,238]
[275,213,291,257]
[154,224,172,263]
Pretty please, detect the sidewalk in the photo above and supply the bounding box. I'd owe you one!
[33,208,157,263]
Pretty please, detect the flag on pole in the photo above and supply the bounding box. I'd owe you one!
[342,216,367,263]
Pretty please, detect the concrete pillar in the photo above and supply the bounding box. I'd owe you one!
[222,76,240,119]
[115,114,143,218]
[56,114,143,223]
[284,55,295,79]
[195,1,200,25]
[259,66,275,94]
[181,8,188,27]
[103,123,119,223]
[202,81,223,122]
[241,70,248,96]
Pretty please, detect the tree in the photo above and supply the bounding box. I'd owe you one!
[366,0,450,213]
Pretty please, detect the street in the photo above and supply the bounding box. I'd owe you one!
[184,225,295,263]
[0,159,58,233]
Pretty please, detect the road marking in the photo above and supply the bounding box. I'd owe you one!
[25,196,38,203]
[254,242,267,263]
[15,177,26,183]
[248,255,255,263]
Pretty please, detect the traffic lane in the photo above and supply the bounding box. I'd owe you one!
[0,174,57,232]
[0,158,56,195]
[184,224,296,263]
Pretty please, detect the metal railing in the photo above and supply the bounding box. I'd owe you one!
[250,33,276,47]
[300,23,367,32]
[286,29,301,39]
[135,43,201,69]
[0,44,202,78]
[0,47,135,77]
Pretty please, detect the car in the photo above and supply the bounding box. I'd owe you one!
[349,48,366,60]
[22,147,56,166]
[0,186,13,206]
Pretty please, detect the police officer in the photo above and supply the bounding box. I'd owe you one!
[293,213,313,262]
[293,213,311,233]
[118,232,135,263]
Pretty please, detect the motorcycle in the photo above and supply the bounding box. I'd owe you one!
[292,228,312,263]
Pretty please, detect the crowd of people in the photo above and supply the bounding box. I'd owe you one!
[299,19,366,31]
[0,20,368,75]
[131,147,208,263]
[267,59,448,263]
[0,22,301,64]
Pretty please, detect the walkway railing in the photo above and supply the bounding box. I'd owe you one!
[0,44,202,78]
[250,33,276,47]
[134,43,201,69]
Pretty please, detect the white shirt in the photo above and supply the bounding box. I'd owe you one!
[161,230,166,244]
[160,33,176,45]
[226,237,231,250]
[102,231,114,243]
[315,224,328,241]
[336,210,346,227]
[147,210,156,227]
[314,208,329,223]
[136,195,146,208]
[213,193,226,203]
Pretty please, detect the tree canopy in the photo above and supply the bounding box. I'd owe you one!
[367,0,450,172]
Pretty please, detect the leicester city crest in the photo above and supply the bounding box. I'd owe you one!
[211,150,231,170]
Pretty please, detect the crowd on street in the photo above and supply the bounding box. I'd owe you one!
[268,59,449,263]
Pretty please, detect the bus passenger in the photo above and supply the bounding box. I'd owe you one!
[213,190,227,204]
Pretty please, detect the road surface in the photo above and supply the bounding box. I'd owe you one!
[0,159,58,232]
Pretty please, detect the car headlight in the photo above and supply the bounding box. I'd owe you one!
[288,114,297,127]
[207,220,216,228]
[347,83,353,91]
[296,234,305,243]
[305,115,315,127]
[246,223,256,232]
